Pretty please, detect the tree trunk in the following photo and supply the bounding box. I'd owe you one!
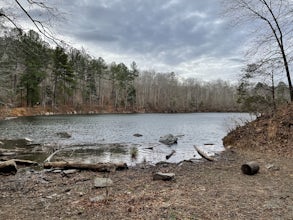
[0,160,17,175]
[241,161,259,175]
[194,146,215,161]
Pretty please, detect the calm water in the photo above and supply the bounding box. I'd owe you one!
[0,113,253,165]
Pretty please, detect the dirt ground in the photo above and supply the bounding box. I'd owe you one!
[0,149,292,220]
[0,104,292,219]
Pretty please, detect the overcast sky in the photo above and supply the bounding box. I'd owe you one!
[12,0,250,81]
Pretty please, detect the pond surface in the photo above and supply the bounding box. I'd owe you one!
[0,113,253,165]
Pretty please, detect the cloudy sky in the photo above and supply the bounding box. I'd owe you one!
[10,0,250,81]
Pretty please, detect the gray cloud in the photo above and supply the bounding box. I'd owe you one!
[52,0,247,80]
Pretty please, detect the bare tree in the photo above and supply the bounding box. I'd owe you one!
[0,0,60,43]
[223,0,293,101]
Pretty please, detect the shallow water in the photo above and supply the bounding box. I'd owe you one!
[0,113,253,165]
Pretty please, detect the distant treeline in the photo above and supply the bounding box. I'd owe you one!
[0,29,289,113]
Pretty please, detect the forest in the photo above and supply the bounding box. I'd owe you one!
[0,28,289,114]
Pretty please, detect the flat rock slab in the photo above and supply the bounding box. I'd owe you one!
[94,177,113,188]
[153,172,175,181]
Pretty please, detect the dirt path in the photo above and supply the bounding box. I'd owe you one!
[0,149,292,220]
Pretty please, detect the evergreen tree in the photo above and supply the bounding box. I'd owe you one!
[52,46,75,107]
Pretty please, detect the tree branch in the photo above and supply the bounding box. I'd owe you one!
[13,0,59,44]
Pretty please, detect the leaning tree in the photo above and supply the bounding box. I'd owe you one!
[223,0,293,102]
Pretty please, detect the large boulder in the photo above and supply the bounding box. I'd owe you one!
[159,134,178,145]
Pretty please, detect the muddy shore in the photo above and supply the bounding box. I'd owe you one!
[0,149,292,220]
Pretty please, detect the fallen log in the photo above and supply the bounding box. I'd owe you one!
[43,161,128,172]
[13,159,38,166]
[194,146,215,162]
[44,148,63,163]
[241,161,259,175]
[0,160,17,175]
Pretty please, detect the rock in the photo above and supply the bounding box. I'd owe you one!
[133,133,143,137]
[153,172,175,181]
[52,169,62,173]
[56,132,71,138]
[266,164,280,171]
[90,195,106,202]
[159,134,178,145]
[94,177,113,188]
[63,169,78,175]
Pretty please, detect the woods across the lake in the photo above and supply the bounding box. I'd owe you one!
[0,28,291,116]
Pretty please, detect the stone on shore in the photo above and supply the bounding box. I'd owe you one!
[94,177,113,188]
[153,172,175,181]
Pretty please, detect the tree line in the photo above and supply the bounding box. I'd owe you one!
[0,28,290,114]
[1,1,292,115]
[0,29,242,113]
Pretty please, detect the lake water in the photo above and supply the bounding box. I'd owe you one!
[0,113,253,165]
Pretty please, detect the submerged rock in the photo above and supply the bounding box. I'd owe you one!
[56,132,71,138]
[159,134,178,145]
[133,133,143,137]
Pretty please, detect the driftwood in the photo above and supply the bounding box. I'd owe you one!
[0,160,17,175]
[12,159,38,166]
[44,148,63,163]
[166,150,176,160]
[194,146,215,162]
[44,161,128,172]
[241,161,259,175]
[0,152,16,156]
